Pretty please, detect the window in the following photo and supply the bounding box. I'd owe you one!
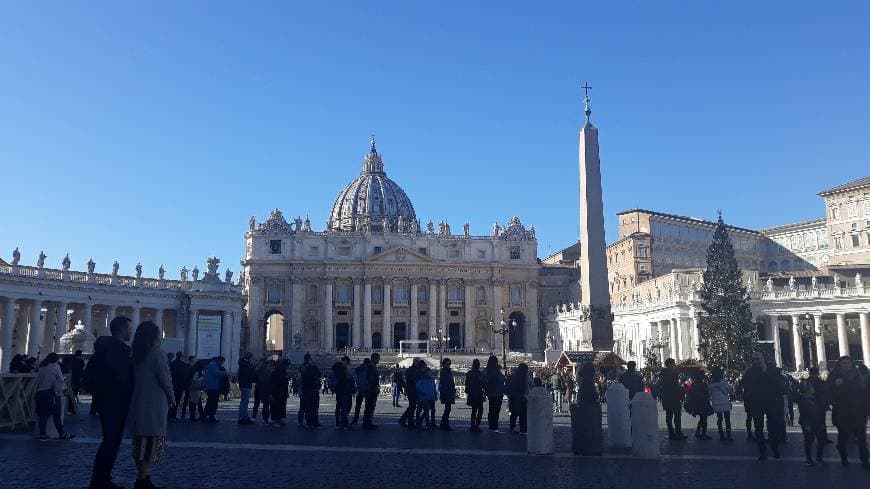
[847,202,858,218]
[269,240,282,254]
[336,284,352,304]
[477,250,486,259]
[268,283,282,304]
[447,249,461,259]
[337,246,351,257]
[509,284,523,306]
[394,284,408,304]
[863,199,870,217]
[448,284,462,303]
[510,246,521,260]
[373,310,382,316]
[373,246,382,255]
[419,310,427,316]
[307,284,318,304]
[417,285,428,304]
[337,310,347,316]
[450,310,459,317]
[418,247,427,256]
[372,285,383,304]
[308,245,319,256]
[477,286,487,305]
[834,236,844,249]
[832,207,840,220]
[852,234,860,247]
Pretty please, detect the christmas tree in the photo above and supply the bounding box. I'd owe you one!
[698,214,757,380]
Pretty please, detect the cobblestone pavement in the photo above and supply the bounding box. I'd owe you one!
[1,396,866,488]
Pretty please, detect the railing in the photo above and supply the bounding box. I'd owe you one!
[755,286,869,301]
[0,264,239,293]
[0,374,40,431]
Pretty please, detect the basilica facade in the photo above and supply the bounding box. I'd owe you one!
[242,138,542,358]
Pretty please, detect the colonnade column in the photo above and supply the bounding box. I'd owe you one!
[131,307,141,336]
[463,283,474,350]
[41,304,58,355]
[186,308,199,356]
[410,283,419,343]
[324,281,334,351]
[220,311,233,362]
[1,298,17,373]
[428,281,438,340]
[860,312,870,367]
[352,281,362,348]
[229,310,242,369]
[835,313,848,358]
[104,305,116,340]
[769,317,782,367]
[790,314,805,371]
[654,322,664,364]
[672,317,683,361]
[813,313,827,370]
[363,281,372,348]
[154,308,164,334]
[26,300,43,356]
[83,303,93,334]
[691,310,701,359]
[383,282,392,350]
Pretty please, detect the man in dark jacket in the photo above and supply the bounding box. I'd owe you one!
[400,359,421,429]
[299,353,323,427]
[827,355,869,468]
[741,352,786,460]
[168,351,189,421]
[350,358,371,426]
[619,361,644,400]
[361,353,380,429]
[86,316,134,489]
[69,350,86,401]
[237,352,257,425]
[657,358,686,440]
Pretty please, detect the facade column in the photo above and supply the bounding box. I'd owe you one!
[672,317,682,361]
[835,313,848,358]
[527,283,540,351]
[363,280,372,348]
[858,311,870,367]
[131,307,141,337]
[438,281,447,339]
[324,281,334,351]
[352,281,362,348]
[186,308,199,356]
[463,282,474,350]
[428,280,438,340]
[790,314,805,371]
[491,280,503,353]
[383,282,392,350]
[813,313,827,370]
[691,311,701,359]
[220,311,232,362]
[56,302,69,349]
[1,298,17,373]
[229,309,242,369]
[410,283,419,343]
[770,317,782,367]
[654,322,664,364]
[26,300,44,357]
[104,305,116,339]
[291,280,302,351]
[82,303,93,334]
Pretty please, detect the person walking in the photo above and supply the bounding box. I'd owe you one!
[438,358,456,431]
[465,359,485,432]
[351,357,372,427]
[827,355,869,468]
[331,360,356,429]
[708,366,733,441]
[299,353,323,428]
[618,361,644,401]
[797,367,828,466]
[399,358,420,429]
[360,352,380,430]
[203,357,227,423]
[483,355,506,433]
[86,316,134,489]
[390,364,404,407]
[507,363,531,434]
[187,365,205,422]
[741,352,786,461]
[657,358,686,440]
[127,321,174,489]
[68,350,86,403]
[237,352,257,425]
[550,369,564,413]
[167,352,188,422]
[685,369,713,440]
[270,359,291,426]
[35,353,75,441]
[415,366,437,429]
[253,358,273,424]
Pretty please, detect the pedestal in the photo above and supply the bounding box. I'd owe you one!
[630,392,660,459]
[526,387,554,454]
[605,383,631,449]
[570,402,603,456]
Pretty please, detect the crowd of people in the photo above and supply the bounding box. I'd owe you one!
[10,313,870,487]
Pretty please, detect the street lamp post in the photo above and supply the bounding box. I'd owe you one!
[432,328,450,363]
[489,307,516,370]
[797,313,825,368]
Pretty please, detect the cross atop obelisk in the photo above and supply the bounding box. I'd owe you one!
[582,81,592,124]
[577,82,613,350]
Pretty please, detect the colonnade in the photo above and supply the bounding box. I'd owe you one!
[759,311,870,371]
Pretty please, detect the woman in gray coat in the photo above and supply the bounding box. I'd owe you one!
[128,321,174,489]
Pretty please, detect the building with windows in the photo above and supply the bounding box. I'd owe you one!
[548,176,870,371]
[241,137,542,358]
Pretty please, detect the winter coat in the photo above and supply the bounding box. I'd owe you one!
[708,379,733,412]
[237,359,257,389]
[404,365,420,399]
[465,369,485,407]
[36,362,66,397]
[170,358,190,390]
[188,371,205,401]
[439,367,456,405]
[300,362,322,391]
[618,371,644,399]
[483,367,506,397]
[85,336,134,415]
[271,364,290,400]
[828,368,869,427]
[684,379,713,417]
[416,377,436,402]
[656,368,683,411]
[204,361,225,391]
[127,347,174,437]
[741,366,786,416]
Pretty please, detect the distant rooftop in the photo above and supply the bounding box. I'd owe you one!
[616,208,761,235]
[818,176,870,196]
[759,218,826,234]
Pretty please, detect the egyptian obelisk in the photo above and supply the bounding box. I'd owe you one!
[578,83,614,351]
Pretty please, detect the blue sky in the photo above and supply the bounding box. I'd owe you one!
[1,1,868,278]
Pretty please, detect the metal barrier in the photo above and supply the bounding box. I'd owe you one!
[0,374,40,430]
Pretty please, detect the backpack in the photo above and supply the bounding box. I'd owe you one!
[355,368,369,392]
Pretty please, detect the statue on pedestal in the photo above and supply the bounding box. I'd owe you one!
[135,262,143,279]
[225,270,233,284]
[12,247,20,265]
[811,276,818,290]
[87,258,95,274]
[397,215,405,234]
[206,257,220,277]
[248,216,256,231]
[192,266,200,281]
[409,218,418,234]
[158,265,165,280]
[765,277,774,292]
[37,251,47,268]
[856,273,863,287]
[788,275,796,291]
[426,220,434,234]
[492,222,501,237]
[62,254,71,271]
[180,266,189,282]
[112,261,119,277]
[302,216,311,232]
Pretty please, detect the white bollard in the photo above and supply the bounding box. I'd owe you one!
[630,392,660,458]
[526,386,554,454]
[606,383,631,449]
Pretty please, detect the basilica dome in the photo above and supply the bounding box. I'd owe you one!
[327,137,417,233]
